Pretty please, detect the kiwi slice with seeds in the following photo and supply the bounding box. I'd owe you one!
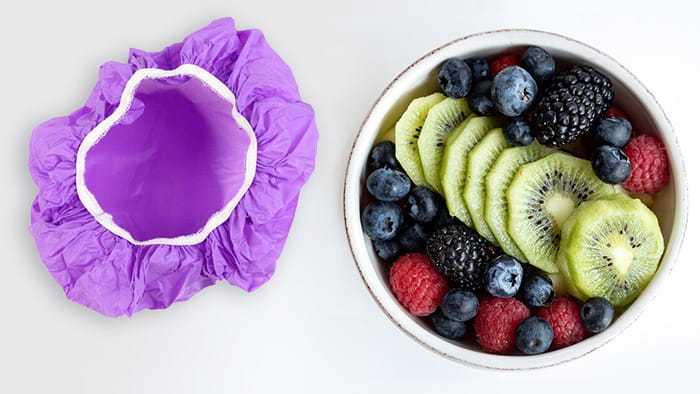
[507,152,616,273]
[394,93,446,187]
[418,97,470,194]
[440,116,501,227]
[484,142,554,262]
[558,195,664,307]
[463,128,511,245]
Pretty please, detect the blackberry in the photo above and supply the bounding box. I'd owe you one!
[532,65,614,148]
[426,225,494,291]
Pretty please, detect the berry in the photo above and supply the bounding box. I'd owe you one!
[372,238,402,262]
[491,66,538,117]
[426,225,494,291]
[397,220,427,253]
[438,58,472,98]
[465,57,490,82]
[592,117,632,148]
[532,65,614,147]
[503,116,534,146]
[623,134,670,194]
[490,53,520,79]
[467,80,496,116]
[537,297,588,349]
[366,168,411,201]
[427,198,460,232]
[474,296,530,354]
[519,274,555,307]
[604,106,629,121]
[370,140,400,170]
[580,296,615,333]
[515,316,554,354]
[389,253,449,316]
[591,145,632,184]
[484,255,523,298]
[361,201,403,240]
[520,46,555,81]
[431,310,468,340]
[440,289,479,322]
[406,186,439,223]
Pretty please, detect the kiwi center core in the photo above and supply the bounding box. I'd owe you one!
[611,244,634,276]
[545,193,576,228]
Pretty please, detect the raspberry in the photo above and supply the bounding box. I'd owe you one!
[622,134,670,194]
[490,54,520,79]
[537,297,588,349]
[474,296,530,354]
[604,106,630,121]
[389,253,449,316]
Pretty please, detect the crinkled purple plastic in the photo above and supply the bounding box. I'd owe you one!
[28,18,318,317]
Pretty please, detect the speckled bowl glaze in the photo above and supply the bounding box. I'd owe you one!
[343,29,687,370]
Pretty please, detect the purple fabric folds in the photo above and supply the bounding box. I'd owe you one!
[28,18,318,317]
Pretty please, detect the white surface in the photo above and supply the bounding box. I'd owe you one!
[1,0,698,392]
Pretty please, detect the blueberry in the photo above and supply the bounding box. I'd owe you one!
[397,220,427,252]
[370,140,400,169]
[427,198,460,232]
[372,238,402,262]
[361,201,403,240]
[467,80,495,116]
[438,58,473,98]
[580,297,615,333]
[515,316,554,354]
[491,66,538,117]
[406,186,438,223]
[440,289,479,322]
[520,46,555,82]
[519,274,554,307]
[503,116,534,146]
[366,168,411,201]
[464,57,490,82]
[592,117,633,148]
[520,262,538,279]
[431,310,467,340]
[591,145,632,184]
[484,255,524,298]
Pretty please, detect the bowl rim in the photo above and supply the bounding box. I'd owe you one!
[343,28,688,370]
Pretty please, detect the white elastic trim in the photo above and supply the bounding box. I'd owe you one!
[75,64,258,246]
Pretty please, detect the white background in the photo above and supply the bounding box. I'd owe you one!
[1,0,698,392]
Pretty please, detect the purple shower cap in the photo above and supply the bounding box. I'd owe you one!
[28,17,318,317]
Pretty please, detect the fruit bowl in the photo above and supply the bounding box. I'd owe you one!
[343,29,687,370]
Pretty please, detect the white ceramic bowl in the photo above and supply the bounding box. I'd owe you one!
[343,29,688,370]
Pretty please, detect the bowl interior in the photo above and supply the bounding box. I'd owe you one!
[345,30,687,370]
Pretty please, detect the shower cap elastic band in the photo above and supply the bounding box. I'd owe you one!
[28,17,318,317]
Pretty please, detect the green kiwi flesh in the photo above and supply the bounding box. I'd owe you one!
[394,93,445,187]
[507,152,616,273]
[417,97,470,194]
[440,116,500,227]
[484,142,553,262]
[463,128,510,244]
[557,195,664,307]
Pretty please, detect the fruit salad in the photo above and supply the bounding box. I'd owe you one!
[360,47,670,355]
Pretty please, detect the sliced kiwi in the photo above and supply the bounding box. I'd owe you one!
[440,116,501,226]
[557,195,664,307]
[507,152,616,273]
[417,97,470,194]
[463,128,511,244]
[484,142,554,262]
[394,93,446,187]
